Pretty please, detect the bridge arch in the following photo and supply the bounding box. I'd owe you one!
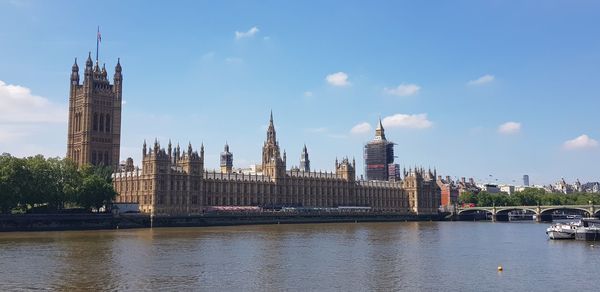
[495,207,537,215]
[540,207,591,217]
[457,208,494,215]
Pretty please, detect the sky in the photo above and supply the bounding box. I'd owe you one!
[1,0,599,185]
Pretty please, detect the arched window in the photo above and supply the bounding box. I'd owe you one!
[76,113,80,132]
[92,151,97,165]
[93,113,98,131]
[99,114,104,132]
[105,114,111,132]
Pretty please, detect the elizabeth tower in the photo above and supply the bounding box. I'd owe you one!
[67,53,122,169]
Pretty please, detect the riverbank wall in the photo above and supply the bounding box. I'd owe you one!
[0,213,443,232]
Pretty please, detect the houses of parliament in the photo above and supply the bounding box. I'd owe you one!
[66,53,441,216]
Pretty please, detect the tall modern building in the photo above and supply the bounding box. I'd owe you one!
[66,52,122,169]
[364,119,395,181]
[523,174,530,187]
[300,144,310,172]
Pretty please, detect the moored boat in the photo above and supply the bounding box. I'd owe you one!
[575,218,600,241]
[546,222,578,240]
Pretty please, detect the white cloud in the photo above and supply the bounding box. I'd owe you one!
[350,122,372,134]
[383,83,421,96]
[382,114,433,129]
[0,80,66,123]
[326,72,350,87]
[235,26,259,39]
[304,91,313,97]
[563,134,599,150]
[467,74,495,86]
[498,121,521,134]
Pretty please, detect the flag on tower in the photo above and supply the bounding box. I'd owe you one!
[97,26,102,43]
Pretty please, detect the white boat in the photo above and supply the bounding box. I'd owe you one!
[575,219,600,241]
[546,222,579,240]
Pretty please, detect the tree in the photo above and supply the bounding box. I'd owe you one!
[0,154,31,213]
[76,174,117,211]
[459,191,477,205]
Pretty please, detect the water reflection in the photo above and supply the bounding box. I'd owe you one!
[1,222,599,291]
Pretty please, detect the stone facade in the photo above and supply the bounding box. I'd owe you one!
[67,53,122,169]
[113,115,441,216]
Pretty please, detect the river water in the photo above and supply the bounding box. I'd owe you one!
[0,222,598,291]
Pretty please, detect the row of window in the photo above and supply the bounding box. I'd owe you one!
[91,150,111,166]
[93,113,111,133]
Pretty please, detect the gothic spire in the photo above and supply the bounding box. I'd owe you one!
[375,117,386,140]
[266,111,276,143]
[86,52,93,68]
[72,58,79,71]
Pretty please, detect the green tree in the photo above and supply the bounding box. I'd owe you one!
[459,191,478,205]
[0,154,31,213]
[77,174,117,211]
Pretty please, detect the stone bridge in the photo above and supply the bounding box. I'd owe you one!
[456,205,598,222]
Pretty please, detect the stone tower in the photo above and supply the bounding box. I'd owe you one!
[364,118,394,181]
[300,144,310,172]
[66,53,122,169]
[262,111,286,180]
[336,157,356,181]
[220,142,233,173]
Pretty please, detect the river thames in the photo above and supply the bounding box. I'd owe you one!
[0,221,598,291]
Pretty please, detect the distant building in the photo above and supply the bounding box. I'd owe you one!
[478,184,501,194]
[300,144,310,172]
[220,142,233,174]
[457,177,480,195]
[499,185,515,195]
[523,174,529,187]
[364,119,395,181]
[388,163,401,181]
[583,182,600,193]
[437,176,459,207]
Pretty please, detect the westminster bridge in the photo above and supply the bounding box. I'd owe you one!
[456,204,599,222]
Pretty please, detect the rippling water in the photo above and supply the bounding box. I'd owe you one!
[0,222,598,291]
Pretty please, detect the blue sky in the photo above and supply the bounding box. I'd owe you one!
[1,0,599,185]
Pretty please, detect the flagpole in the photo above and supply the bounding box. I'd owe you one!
[96,26,99,63]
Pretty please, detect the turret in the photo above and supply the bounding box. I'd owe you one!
[300,144,310,172]
[200,142,204,160]
[220,142,233,174]
[336,157,355,181]
[71,58,79,85]
[85,52,93,76]
[142,140,147,157]
[167,140,172,160]
[101,64,107,80]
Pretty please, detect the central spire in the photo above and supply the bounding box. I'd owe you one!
[375,117,386,140]
[267,110,276,143]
